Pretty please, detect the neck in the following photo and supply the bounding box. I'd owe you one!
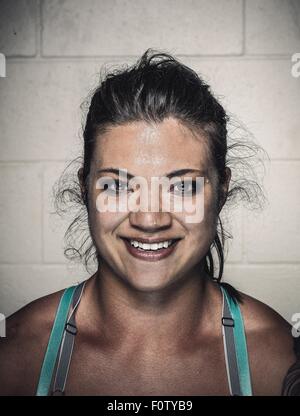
[85,262,220,352]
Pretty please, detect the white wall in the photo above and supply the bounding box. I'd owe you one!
[0,0,299,322]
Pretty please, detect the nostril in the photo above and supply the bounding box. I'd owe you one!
[128,211,172,229]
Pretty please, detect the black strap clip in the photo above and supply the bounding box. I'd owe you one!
[222,316,235,327]
[65,322,78,335]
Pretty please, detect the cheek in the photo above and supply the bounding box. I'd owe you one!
[88,192,123,245]
[90,211,122,236]
[183,218,217,267]
[204,180,219,222]
[187,182,218,228]
[88,211,125,265]
[186,213,217,245]
[181,186,218,248]
[88,185,123,233]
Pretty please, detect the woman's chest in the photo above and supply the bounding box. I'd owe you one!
[64,338,230,396]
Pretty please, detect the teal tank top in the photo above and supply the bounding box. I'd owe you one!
[36,282,252,396]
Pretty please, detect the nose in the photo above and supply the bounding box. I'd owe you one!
[129,211,172,232]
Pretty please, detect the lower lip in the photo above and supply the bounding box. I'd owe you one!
[122,239,180,262]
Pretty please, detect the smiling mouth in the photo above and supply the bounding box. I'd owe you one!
[120,237,181,261]
[122,237,180,250]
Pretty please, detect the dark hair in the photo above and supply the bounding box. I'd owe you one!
[54,48,266,298]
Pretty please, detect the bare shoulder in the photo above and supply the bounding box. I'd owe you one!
[238,290,297,395]
[0,288,65,396]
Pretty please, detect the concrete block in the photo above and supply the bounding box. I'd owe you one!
[42,0,243,56]
[184,58,300,159]
[246,0,300,54]
[244,161,300,262]
[0,163,42,262]
[0,264,89,316]
[0,61,98,160]
[0,0,37,56]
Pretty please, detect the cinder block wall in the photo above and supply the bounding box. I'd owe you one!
[0,0,299,321]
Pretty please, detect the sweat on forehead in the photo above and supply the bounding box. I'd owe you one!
[92,118,211,171]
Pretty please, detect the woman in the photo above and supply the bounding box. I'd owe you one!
[0,49,298,396]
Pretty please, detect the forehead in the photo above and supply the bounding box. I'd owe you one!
[93,117,210,173]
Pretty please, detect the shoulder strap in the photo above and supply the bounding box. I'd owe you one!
[51,281,86,395]
[220,285,253,396]
[35,285,78,396]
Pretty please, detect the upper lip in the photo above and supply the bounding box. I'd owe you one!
[120,236,182,244]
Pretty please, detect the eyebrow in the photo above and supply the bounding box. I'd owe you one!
[96,167,207,179]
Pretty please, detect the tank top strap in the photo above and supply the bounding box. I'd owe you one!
[35,284,79,396]
[36,281,252,396]
[220,285,253,396]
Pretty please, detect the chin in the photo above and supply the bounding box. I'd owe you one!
[125,274,173,293]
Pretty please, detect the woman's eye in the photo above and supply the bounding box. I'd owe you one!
[104,180,129,193]
[170,180,198,196]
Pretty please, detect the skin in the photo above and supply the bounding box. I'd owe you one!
[0,117,297,396]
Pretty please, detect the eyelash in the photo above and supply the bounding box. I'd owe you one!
[104,179,202,196]
[103,180,129,193]
[170,180,200,196]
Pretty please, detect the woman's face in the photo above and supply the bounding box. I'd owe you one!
[85,117,229,291]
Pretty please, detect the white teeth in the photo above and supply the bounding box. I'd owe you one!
[142,243,150,250]
[130,239,174,250]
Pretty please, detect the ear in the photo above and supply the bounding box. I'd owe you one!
[78,167,83,183]
[218,167,231,212]
[223,167,231,194]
